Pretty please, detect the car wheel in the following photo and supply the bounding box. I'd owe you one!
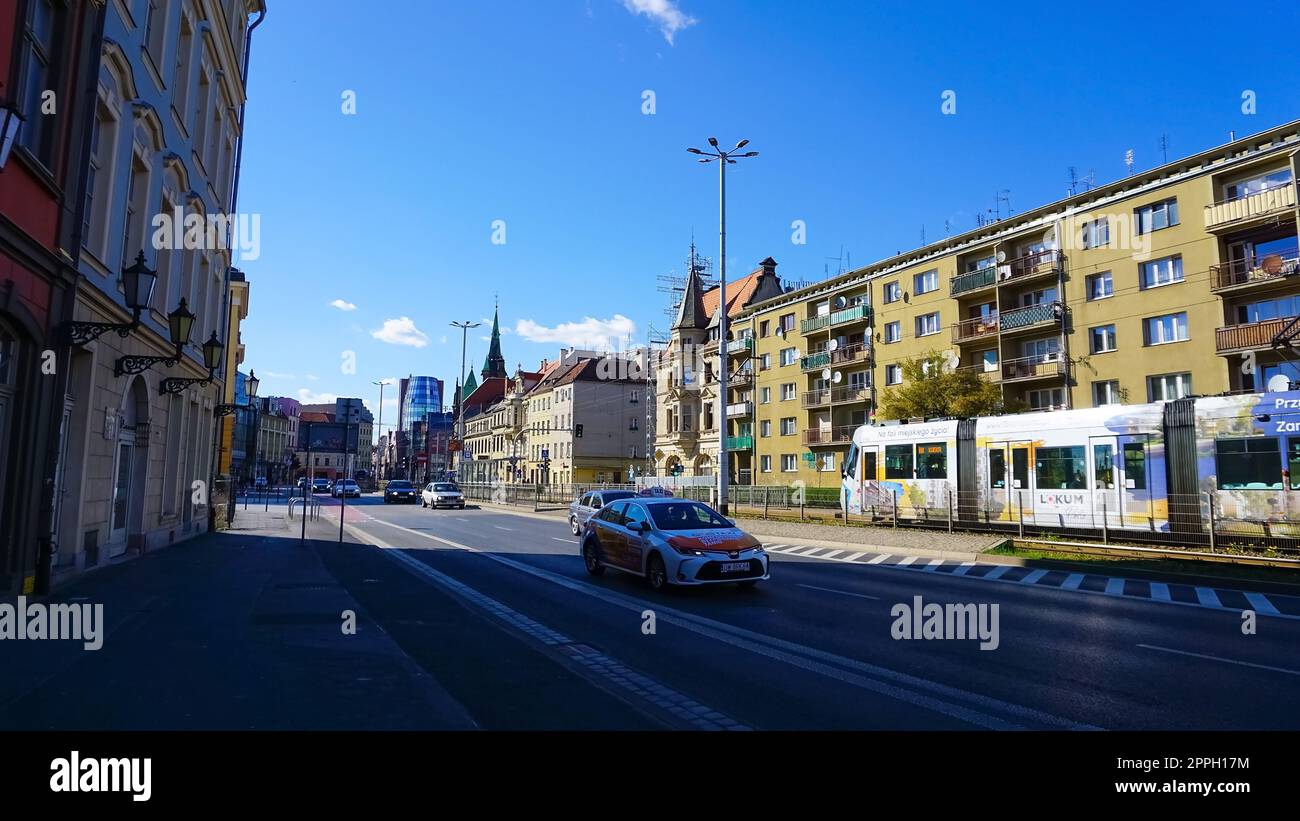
[421,500,427,507]
[570,516,581,536]
[646,553,668,591]
[582,539,605,577]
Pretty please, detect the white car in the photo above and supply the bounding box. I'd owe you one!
[422,482,465,509]
[331,479,361,498]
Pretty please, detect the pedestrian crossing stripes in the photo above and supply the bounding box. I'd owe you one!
[760,543,1300,621]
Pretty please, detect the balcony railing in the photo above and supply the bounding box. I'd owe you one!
[830,386,871,404]
[1216,316,1297,355]
[999,301,1062,333]
[726,337,754,355]
[1210,248,1300,292]
[950,267,997,296]
[952,314,999,344]
[800,351,831,371]
[726,401,753,417]
[1204,182,1297,230]
[957,363,1002,382]
[803,425,856,446]
[831,341,870,366]
[998,248,1064,284]
[830,303,870,327]
[800,314,831,334]
[1001,355,1065,382]
[801,388,831,408]
[725,435,754,450]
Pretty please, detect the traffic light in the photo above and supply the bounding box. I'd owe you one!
[575,424,583,438]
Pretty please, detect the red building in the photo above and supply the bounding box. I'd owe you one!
[0,0,103,594]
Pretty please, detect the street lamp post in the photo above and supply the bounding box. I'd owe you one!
[372,379,387,483]
[686,137,758,515]
[450,320,481,481]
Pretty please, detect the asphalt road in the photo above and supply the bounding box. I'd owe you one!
[313,494,1300,730]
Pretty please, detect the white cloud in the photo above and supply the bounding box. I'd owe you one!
[296,389,338,405]
[371,316,429,348]
[262,371,296,379]
[439,335,448,344]
[514,314,637,351]
[306,373,319,381]
[621,0,696,44]
[329,299,357,311]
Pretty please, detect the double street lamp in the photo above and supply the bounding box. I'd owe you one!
[450,319,481,480]
[686,137,758,515]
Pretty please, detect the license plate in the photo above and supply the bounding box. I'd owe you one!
[720,561,750,574]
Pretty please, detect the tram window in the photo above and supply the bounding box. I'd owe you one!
[1215,438,1282,490]
[915,442,947,479]
[884,444,913,479]
[989,450,1006,489]
[844,443,858,479]
[1036,446,1087,490]
[1094,444,1115,489]
[1123,443,1147,490]
[863,451,877,482]
[1289,439,1300,490]
[1011,449,1029,489]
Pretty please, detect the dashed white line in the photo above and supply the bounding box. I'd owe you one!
[896,557,918,567]
[922,559,944,572]
[1019,569,1048,585]
[1244,592,1280,616]
[983,565,1011,580]
[551,537,572,543]
[796,583,881,601]
[1138,645,1300,677]
[1195,587,1222,608]
[494,526,514,532]
[866,554,892,565]
[1104,578,1125,596]
[1060,573,1086,591]
[1149,582,1171,602]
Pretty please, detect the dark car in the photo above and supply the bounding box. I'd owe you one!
[384,480,418,504]
[312,478,332,493]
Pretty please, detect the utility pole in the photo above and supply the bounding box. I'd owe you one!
[450,320,481,482]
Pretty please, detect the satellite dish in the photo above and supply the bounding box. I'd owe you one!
[776,327,785,338]
[828,339,840,351]
[996,250,1007,263]
[834,295,848,309]
[1268,374,1291,393]
[821,368,832,381]
[832,371,843,384]
[864,326,873,338]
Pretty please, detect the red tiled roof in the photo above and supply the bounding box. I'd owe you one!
[701,267,764,320]
[300,411,333,423]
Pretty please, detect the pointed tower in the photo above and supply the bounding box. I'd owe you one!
[672,243,709,332]
[481,301,507,380]
[461,369,479,402]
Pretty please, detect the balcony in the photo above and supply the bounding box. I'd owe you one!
[1001,355,1065,383]
[952,314,999,344]
[726,337,754,356]
[957,363,1002,382]
[1216,316,1297,355]
[830,303,870,327]
[1210,247,1300,293]
[950,267,997,297]
[726,401,753,418]
[803,425,856,446]
[801,388,831,408]
[728,367,754,385]
[800,314,830,334]
[997,248,1064,286]
[998,302,1063,335]
[800,350,831,371]
[1204,183,1296,231]
[831,341,870,366]
[725,435,754,450]
[830,386,871,404]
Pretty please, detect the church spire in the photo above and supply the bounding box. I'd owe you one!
[481,299,507,379]
[672,241,709,331]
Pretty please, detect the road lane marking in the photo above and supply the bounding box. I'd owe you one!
[494,526,514,532]
[1149,583,1171,602]
[922,559,944,572]
[1137,645,1300,677]
[1019,569,1048,585]
[1060,573,1085,591]
[349,518,1094,730]
[983,565,1011,580]
[818,550,845,560]
[866,554,892,564]
[1104,578,1125,596]
[797,583,881,601]
[551,537,572,543]
[1195,587,1222,608]
[1244,592,1280,616]
[953,562,977,576]
[896,557,918,566]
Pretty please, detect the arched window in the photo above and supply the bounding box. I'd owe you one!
[83,62,128,264]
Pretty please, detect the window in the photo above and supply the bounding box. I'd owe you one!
[915,312,941,337]
[1089,324,1117,354]
[1147,373,1192,401]
[1086,271,1113,301]
[779,347,797,367]
[965,255,995,273]
[781,454,797,472]
[1012,448,1029,489]
[144,0,167,73]
[913,270,938,295]
[1288,439,1300,489]
[1237,295,1300,324]
[884,321,901,343]
[623,504,649,531]
[759,320,770,338]
[1094,444,1115,489]
[980,350,999,372]
[1140,256,1183,289]
[760,420,771,437]
[1079,217,1110,249]
[1215,438,1281,490]
[1035,446,1086,490]
[883,281,901,304]
[885,364,902,385]
[780,383,796,401]
[778,313,795,334]
[818,452,835,472]
[915,443,947,479]
[759,353,771,370]
[989,449,1006,489]
[760,387,771,404]
[629,417,638,430]
[1027,388,1064,410]
[780,417,796,436]
[884,444,913,479]
[1022,337,1060,361]
[1134,198,1179,234]
[1224,168,1292,201]
[18,0,62,165]
[761,455,772,473]
[1094,380,1121,406]
[1143,313,1188,346]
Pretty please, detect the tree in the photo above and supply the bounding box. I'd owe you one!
[878,350,1011,421]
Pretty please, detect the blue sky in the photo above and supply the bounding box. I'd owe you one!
[234,0,1300,430]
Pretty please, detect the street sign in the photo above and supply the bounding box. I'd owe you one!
[541,448,549,459]
[298,422,359,453]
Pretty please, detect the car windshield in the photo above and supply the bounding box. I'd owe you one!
[647,502,733,531]
[388,481,412,489]
[434,484,458,492]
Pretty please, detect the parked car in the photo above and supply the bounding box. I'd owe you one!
[254,476,268,490]
[296,477,309,490]
[383,480,418,504]
[332,479,361,498]
[568,489,637,536]
[580,498,768,590]
[312,478,332,494]
[422,482,465,509]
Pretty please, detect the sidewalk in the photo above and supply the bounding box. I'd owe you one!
[0,501,474,730]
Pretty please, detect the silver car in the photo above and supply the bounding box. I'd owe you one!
[580,498,769,589]
[568,489,637,535]
[423,482,465,509]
